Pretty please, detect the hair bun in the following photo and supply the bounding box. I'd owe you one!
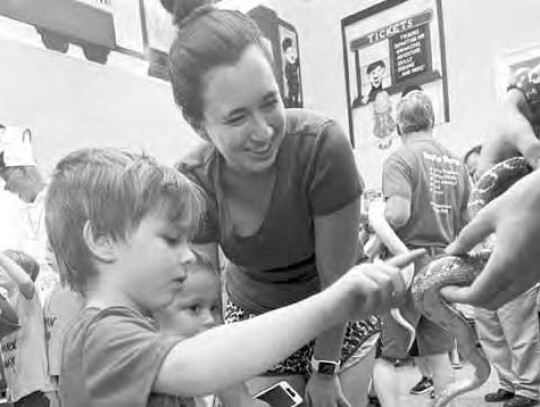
[159,0,213,27]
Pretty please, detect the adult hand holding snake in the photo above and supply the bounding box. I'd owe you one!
[443,167,540,309]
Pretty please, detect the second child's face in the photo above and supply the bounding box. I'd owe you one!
[157,268,222,337]
[114,209,195,313]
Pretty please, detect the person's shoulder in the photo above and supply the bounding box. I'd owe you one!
[88,306,153,330]
[431,140,464,163]
[63,306,157,356]
[385,144,411,165]
[175,141,217,175]
[284,109,337,139]
[283,109,350,156]
[46,286,84,312]
[65,306,150,339]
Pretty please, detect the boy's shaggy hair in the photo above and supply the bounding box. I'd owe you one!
[45,148,204,295]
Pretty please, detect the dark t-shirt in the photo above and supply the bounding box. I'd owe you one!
[177,109,363,314]
[382,138,471,248]
[58,306,193,407]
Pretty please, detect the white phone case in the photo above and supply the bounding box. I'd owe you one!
[253,380,303,407]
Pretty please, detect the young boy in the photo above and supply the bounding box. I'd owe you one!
[0,250,55,407]
[45,148,420,406]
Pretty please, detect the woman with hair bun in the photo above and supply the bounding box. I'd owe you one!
[169,0,380,406]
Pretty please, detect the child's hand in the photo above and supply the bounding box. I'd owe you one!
[334,249,425,320]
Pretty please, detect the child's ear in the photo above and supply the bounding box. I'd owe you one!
[82,221,118,263]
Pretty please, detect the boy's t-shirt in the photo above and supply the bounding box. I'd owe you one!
[43,285,84,377]
[0,290,53,402]
[59,306,195,407]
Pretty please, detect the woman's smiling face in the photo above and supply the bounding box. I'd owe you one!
[201,44,286,174]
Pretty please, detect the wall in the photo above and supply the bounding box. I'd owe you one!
[0,33,200,177]
[264,0,540,188]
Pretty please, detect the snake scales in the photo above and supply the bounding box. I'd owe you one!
[370,156,532,407]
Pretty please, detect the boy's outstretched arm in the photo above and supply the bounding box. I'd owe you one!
[0,252,35,300]
[154,250,423,397]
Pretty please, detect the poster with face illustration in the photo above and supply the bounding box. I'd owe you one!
[279,24,303,108]
[342,0,449,191]
[342,0,448,149]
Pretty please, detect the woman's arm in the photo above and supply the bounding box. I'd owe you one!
[313,197,361,355]
[153,251,422,397]
[306,197,361,404]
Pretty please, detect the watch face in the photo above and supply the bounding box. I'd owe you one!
[319,362,337,375]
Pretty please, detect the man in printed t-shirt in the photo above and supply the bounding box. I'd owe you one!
[372,90,471,407]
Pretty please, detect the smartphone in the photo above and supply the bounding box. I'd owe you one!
[253,381,303,407]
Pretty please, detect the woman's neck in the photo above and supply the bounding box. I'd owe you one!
[403,130,433,144]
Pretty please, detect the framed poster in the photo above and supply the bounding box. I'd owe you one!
[249,6,303,108]
[341,0,449,150]
[278,22,303,108]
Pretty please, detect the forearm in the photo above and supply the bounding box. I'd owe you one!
[313,199,361,361]
[155,286,348,396]
[313,324,347,361]
[0,254,34,298]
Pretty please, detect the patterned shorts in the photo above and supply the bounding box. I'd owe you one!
[225,300,381,378]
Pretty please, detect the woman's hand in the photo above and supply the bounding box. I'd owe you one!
[305,375,350,407]
[442,168,540,308]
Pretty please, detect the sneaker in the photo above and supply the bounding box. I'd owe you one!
[485,389,515,402]
[410,376,434,395]
[452,361,463,370]
[504,396,539,407]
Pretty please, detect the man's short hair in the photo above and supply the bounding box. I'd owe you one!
[45,148,204,295]
[396,91,435,134]
[366,60,385,75]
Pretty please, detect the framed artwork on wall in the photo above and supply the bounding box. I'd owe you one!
[341,0,449,150]
[278,21,303,108]
[249,6,303,109]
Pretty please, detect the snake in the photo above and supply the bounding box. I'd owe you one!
[369,156,532,407]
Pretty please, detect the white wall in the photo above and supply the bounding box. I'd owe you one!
[263,0,540,188]
[0,34,200,177]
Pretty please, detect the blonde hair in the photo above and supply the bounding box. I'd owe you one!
[46,148,205,294]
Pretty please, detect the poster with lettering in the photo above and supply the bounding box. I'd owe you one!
[342,0,449,191]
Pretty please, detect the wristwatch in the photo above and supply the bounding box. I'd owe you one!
[311,357,340,376]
